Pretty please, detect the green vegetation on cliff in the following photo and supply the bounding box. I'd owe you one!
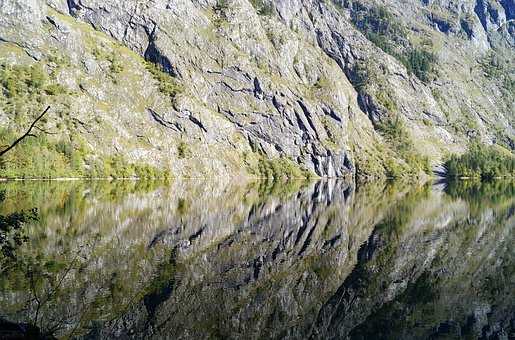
[0,129,170,179]
[145,62,183,104]
[349,3,436,82]
[0,0,512,181]
[376,116,431,179]
[0,130,82,178]
[252,155,313,179]
[250,0,274,16]
[480,52,515,96]
[0,62,67,119]
[0,53,170,180]
[445,143,515,180]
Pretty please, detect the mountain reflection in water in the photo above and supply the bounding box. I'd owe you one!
[0,179,513,339]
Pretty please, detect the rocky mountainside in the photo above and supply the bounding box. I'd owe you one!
[0,0,513,179]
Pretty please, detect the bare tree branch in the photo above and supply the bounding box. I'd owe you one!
[34,125,58,135]
[0,106,51,158]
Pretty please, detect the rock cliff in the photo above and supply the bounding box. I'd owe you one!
[0,0,513,178]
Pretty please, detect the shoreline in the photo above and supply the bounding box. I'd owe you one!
[0,177,151,182]
[0,176,316,182]
[0,174,513,182]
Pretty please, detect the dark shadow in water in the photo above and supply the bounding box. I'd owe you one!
[0,179,513,339]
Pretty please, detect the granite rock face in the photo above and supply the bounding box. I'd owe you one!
[0,0,513,178]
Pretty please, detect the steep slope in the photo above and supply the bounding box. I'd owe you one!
[0,0,513,178]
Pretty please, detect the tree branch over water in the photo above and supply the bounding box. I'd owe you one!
[0,106,51,158]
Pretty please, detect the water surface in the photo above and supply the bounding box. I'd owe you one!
[0,179,513,339]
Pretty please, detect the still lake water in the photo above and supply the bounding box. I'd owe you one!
[0,179,513,339]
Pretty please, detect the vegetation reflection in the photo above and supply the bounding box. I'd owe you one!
[0,179,512,339]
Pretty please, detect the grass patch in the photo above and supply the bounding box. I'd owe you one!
[92,46,125,81]
[376,116,431,178]
[177,141,190,159]
[145,62,183,104]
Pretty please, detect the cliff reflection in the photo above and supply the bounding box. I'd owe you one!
[0,179,512,339]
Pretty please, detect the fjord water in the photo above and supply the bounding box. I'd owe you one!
[0,179,513,339]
